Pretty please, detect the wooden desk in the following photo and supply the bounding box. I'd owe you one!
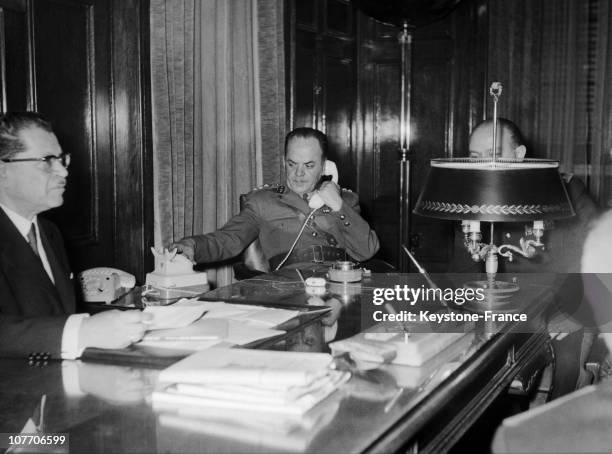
[0,272,557,453]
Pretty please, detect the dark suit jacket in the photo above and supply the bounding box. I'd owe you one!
[0,209,76,358]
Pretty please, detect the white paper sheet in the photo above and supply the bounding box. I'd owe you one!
[143,305,207,330]
[224,320,286,346]
[177,301,300,327]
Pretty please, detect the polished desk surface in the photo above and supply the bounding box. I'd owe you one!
[0,272,560,454]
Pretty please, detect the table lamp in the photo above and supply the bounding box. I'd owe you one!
[413,83,575,298]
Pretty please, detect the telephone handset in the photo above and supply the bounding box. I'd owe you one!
[78,267,136,303]
[308,160,339,210]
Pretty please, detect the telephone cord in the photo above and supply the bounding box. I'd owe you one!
[274,209,317,271]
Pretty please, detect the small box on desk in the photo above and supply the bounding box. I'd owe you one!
[145,271,209,303]
[331,324,474,366]
[145,271,208,289]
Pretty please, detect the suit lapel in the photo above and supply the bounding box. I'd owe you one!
[38,221,75,313]
[0,210,65,314]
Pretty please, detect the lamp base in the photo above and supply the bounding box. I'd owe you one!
[462,279,519,311]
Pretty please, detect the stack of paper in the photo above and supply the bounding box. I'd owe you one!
[153,348,350,417]
[155,393,341,452]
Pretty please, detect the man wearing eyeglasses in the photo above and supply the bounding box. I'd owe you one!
[0,112,150,358]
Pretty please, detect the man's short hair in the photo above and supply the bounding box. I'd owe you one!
[0,112,53,160]
[284,127,328,160]
[474,118,524,150]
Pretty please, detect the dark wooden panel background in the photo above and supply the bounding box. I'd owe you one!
[0,0,152,282]
[288,0,487,271]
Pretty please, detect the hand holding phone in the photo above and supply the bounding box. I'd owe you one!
[311,180,342,211]
[308,160,342,211]
[308,174,332,210]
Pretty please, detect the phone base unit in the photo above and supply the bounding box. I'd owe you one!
[79,268,137,304]
[146,248,209,301]
[145,271,209,300]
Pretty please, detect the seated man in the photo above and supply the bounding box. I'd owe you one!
[452,118,600,398]
[171,127,380,270]
[469,118,526,160]
[452,117,598,273]
[0,112,150,359]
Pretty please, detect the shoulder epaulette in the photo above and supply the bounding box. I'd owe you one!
[249,183,286,194]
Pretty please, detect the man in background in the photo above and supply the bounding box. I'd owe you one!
[0,112,149,358]
[452,117,600,398]
[171,127,379,270]
[452,118,598,274]
[469,118,526,160]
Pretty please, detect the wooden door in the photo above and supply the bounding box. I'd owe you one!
[0,0,152,281]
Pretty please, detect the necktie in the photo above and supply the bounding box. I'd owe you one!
[27,223,40,257]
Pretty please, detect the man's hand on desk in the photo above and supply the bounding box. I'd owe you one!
[167,238,196,262]
[78,310,153,351]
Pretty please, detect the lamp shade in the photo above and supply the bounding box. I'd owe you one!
[413,158,575,222]
[351,0,462,28]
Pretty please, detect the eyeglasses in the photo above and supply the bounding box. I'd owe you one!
[1,152,71,169]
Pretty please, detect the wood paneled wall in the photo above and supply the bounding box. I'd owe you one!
[288,0,487,270]
[0,0,152,281]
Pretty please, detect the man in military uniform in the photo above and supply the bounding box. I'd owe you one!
[171,127,379,270]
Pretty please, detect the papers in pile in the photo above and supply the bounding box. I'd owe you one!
[153,348,350,416]
[153,348,349,451]
[155,392,341,453]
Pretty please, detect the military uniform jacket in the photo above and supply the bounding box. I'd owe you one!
[0,209,76,357]
[186,186,380,264]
